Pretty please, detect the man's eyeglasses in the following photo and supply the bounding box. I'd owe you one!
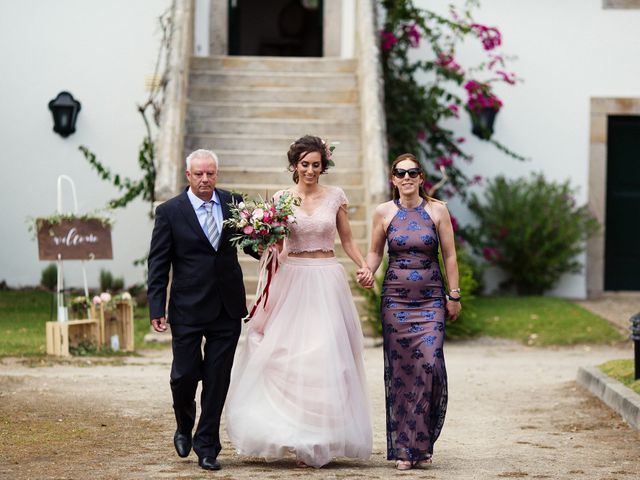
[392,168,421,179]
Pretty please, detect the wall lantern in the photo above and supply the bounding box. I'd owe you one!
[48,91,81,137]
[470,107,498,140]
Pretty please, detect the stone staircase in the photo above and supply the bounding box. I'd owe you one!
[183,55,369,317]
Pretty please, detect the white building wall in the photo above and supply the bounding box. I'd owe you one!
[0,0,172,288]
[413,0,640,298]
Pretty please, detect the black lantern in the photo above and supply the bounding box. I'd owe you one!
[470,107,498,140]
[48,91,81,137]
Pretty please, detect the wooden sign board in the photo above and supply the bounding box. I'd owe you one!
[37,218,113,260]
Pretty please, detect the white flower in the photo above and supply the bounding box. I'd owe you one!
[100,292,112,303]
[92,296,101,305]
[287,215,296,223]
[238,219,248,228]
[237,201,245,209]
[252,208,264,220]
[121,292,132,301]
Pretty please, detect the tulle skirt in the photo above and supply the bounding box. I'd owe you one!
[225,256,372,468]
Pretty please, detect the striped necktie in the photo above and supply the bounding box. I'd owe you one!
[204,202,220,250]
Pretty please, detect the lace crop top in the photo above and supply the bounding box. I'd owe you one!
[275,186,348,254]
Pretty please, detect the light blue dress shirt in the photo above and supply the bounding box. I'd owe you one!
[187,187,223,239]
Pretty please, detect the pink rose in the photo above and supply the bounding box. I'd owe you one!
[243,225,254,235]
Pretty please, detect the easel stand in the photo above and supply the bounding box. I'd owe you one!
[43,175,132,356]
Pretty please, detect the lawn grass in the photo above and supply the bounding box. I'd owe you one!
[459,296,625,346]
[0,290,166,357]
[598,359,640,395]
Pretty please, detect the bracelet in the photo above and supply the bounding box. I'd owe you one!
[450,288,461,294]
[446,294,461,302]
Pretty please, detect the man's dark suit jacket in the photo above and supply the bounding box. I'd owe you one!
[147,188,249,325]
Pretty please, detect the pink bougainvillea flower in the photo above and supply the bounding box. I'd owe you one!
[416,131,427,141]
[496,70,517,85]
[473,174,483,183]
[471,23,502,51]
[488,53,505,70]
[381,30,398,51]
[404,23,421,48]
[423,180,434,192]
[456,137,466,144]
[482,246,500,261]
[435,156,453,169]
[447,104,460,117]
[450,214,459,232]
[499,227,510,237]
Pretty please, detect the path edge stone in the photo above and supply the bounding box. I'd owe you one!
[577,365,640,430]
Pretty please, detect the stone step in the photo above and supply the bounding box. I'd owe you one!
[214,149,362,169]
[218,166,363,186]
[191,55,357,73]
[187,101,359,121]
[184,133,361,152]
[189,86,359,104]
[219,183,365,204]
[189,71,357,90]
[186,117,360,136]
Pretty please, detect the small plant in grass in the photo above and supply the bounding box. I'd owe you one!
[463,173,600,294]
[99,269,125,293]
[40,263,57,291]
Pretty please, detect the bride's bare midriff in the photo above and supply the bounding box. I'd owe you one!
[288,250,335,258]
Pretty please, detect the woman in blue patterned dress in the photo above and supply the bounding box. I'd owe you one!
[362,153,461,471]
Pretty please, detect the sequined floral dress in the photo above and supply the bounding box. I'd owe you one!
[381,199,448,462]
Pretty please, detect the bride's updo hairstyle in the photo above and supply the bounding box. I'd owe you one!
[287,135,330,184]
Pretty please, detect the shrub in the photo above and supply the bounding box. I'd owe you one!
[99,269,125,292]
[40,263,57,291]
[463,173,600,294]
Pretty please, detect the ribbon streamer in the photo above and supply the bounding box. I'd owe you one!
[244,244,280,323]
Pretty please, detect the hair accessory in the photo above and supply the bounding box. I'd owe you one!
[322,139,337,168]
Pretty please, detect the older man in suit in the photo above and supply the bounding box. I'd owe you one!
[147,149,255,471]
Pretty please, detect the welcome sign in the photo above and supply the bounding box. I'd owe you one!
[37,218,113,260]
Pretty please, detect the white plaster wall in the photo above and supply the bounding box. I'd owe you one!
[0,0,172,288]
[412,0,640,297]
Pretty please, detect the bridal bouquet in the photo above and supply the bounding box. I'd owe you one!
[224,191,301,253]
[225,191,301,321]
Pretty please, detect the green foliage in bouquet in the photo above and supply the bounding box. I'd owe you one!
[462,173,600,295]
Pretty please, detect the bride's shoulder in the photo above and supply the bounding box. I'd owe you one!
[324,185,347,202]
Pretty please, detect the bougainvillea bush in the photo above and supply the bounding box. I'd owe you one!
[379,0,523,205]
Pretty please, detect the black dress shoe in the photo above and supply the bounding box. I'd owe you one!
[198,456,221,471]
[173,431,192,458]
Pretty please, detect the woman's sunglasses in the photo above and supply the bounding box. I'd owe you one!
[392,168,422,179]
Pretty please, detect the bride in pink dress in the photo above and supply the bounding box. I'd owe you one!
[225,135,373,468]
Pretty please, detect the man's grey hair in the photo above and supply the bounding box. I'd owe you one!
[186,149,219,170]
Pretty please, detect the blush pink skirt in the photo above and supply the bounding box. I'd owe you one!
[225,256,372,468]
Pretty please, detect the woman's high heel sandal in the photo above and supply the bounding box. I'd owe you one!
[395,460,413,470]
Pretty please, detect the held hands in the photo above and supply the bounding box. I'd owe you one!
[446,299,461,322]
[356,266,374,289]
[151,316,168,333]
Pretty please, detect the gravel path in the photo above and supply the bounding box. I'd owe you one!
[1,339,639,480]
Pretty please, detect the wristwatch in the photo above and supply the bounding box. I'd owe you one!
[446,294,461,302]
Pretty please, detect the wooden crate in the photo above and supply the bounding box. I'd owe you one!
[46,319,100,357]
[96,301,135,352]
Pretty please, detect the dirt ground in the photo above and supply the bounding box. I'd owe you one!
[1,338,639,480]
